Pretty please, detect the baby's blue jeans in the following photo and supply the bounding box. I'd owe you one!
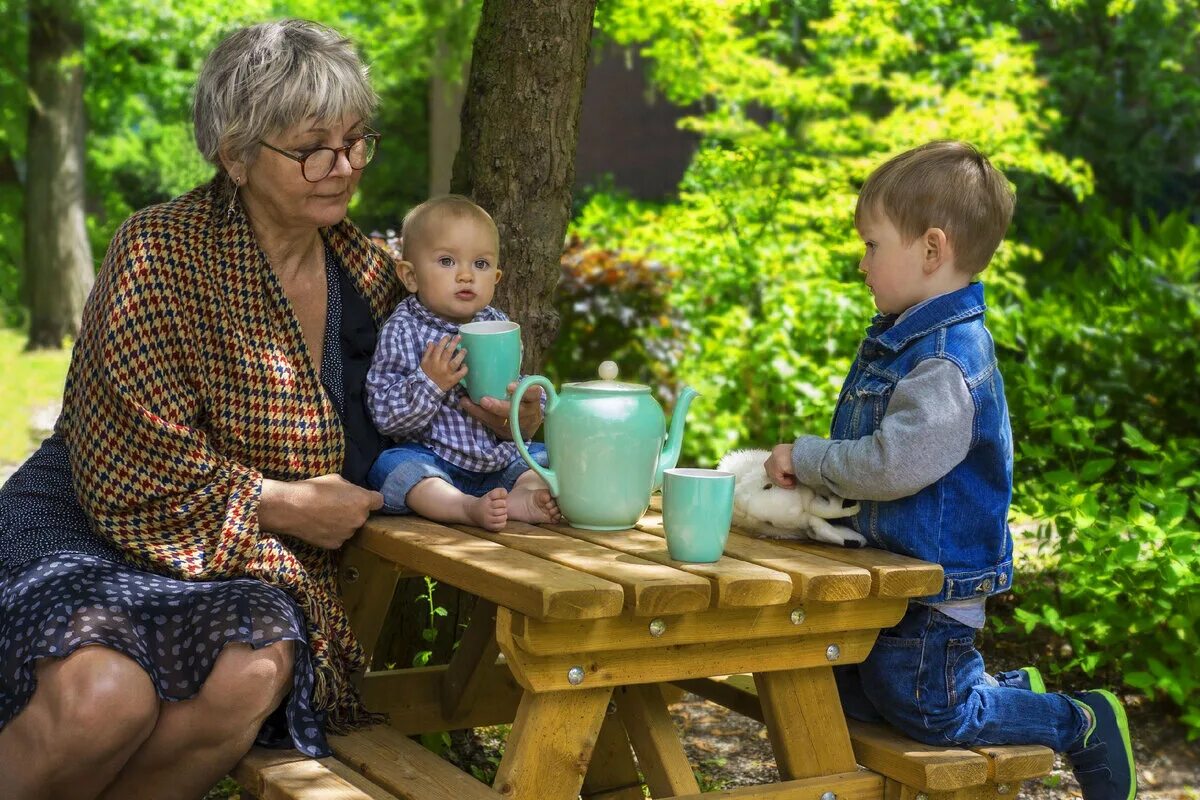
[835,603,1088,750]
[367,442,549,514]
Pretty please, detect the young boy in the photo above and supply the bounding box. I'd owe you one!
[365,195,559,532]
[764,141,1135,800]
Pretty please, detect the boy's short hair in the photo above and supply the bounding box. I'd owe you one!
[855,141,1015,274]
[400,194,498,258]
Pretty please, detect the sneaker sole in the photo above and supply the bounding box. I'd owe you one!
[1021,666,1046,694]
[1092,688,1136,800]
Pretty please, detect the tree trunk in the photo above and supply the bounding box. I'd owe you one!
[428,36,468,197]
[451,0,598,373]
[24,0,93,350]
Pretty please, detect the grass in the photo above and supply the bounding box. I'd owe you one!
[202,778,241,799]
[0,327,71,464]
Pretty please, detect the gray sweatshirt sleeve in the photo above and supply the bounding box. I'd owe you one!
[791,358,974,501]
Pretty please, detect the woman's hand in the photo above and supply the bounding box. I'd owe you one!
[764,443,798,489]
[420,335,468,392]
[259,475,384,549]
[460,382,544,440]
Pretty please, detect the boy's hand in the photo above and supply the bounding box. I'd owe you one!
[421,334,468,392]
[764,443,798,489]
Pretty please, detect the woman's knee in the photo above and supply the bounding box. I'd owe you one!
[40,647,159,750]
[198,641,295,730]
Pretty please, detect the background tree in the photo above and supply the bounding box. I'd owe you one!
[451,0,598,372]
[23,0,93,349]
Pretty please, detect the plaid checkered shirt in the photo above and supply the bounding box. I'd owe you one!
[366,295,527,473]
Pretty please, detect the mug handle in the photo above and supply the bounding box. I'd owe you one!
[510,375,559,496]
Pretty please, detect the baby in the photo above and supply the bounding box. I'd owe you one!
[365,195,559,531]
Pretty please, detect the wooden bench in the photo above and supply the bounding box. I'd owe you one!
[675,674,1055,800]
[233,725,503,800]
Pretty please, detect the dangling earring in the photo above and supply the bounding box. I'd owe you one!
[227,176,242,215]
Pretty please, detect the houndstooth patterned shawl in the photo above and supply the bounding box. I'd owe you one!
[57,178,401,729]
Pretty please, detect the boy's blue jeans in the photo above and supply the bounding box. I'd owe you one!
[367,442,549,514]
[835,603,1088,750]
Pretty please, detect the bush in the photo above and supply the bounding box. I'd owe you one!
[1006,212,1200,733]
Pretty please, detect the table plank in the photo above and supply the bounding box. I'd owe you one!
[497,611,880,692]
[330,726,504,800]
[356,516,624,620]
[971,744,1057,783]
[458,522,711,617]
[847,721,990,792]
[636,512,872,602]
[768,540,944,599]
[546,523,794,609]
[505,597,905,656]
[233,748,400,800]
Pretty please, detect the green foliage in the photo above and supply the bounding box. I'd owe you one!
[558,0,1200,732]
[582,0,1088,466]
[411,575,449,668]
[546,227,681,389]
[994,0,1200,213]
[0,0,483,316]
[1008,212,1200,732]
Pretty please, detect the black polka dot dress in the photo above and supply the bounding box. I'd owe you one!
[0,248,389,758]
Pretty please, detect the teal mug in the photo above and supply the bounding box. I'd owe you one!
[458,320,521,403]
[662,468,735,562]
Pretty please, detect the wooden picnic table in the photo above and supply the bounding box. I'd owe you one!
[332,500,948,800]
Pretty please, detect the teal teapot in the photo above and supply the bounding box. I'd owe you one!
[510,362,698,530]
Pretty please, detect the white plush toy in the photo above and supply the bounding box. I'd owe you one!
[717,449,867,547]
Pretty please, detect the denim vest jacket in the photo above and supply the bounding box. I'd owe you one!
[831,282,1015,603]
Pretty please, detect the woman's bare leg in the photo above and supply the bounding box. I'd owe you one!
[406,477,509,531]
[97,640,294,800]
[0,647,160,800]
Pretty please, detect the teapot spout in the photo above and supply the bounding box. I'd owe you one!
[655,386,699,492]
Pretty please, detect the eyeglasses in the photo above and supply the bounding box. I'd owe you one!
[258,132,380,182]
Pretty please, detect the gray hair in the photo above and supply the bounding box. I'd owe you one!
[193,19,378,170]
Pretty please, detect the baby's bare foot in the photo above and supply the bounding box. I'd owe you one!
[507,485,561,524]
[465,487,508,531]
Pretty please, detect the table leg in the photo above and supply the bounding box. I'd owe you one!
[754,666,857,779]
[338,544,404,671]
[493,687,612,800]
[614,683,700,797]
[581,704,644,800]
[441,599,500,720]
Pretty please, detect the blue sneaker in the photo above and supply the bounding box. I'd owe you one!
[1067,689,1136,800]
[995,666,1046,693]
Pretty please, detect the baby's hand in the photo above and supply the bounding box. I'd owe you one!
[421,335,468,392]
[764,443,798,489]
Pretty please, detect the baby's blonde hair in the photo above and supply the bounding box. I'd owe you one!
[855,141,1015,274]
[400,194,498,258]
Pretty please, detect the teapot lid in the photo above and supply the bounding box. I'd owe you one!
[565,361,649,393]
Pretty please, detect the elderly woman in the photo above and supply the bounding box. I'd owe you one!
[0,19,538,800]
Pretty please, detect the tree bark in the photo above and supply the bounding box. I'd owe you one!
[451,0,598,373]
[24,0,93,350]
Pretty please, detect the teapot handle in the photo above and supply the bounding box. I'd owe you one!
[509,376,559,496]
